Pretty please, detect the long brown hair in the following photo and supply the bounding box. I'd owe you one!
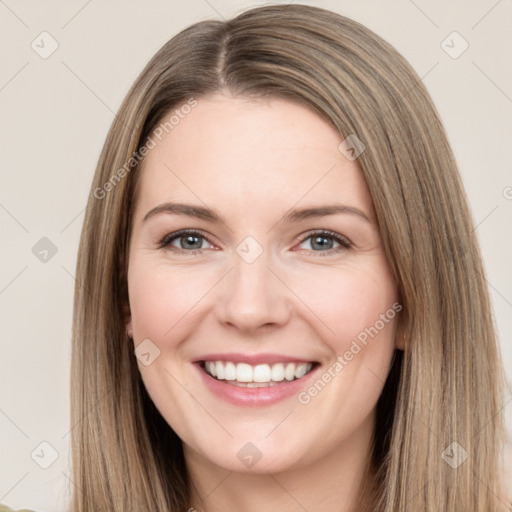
[71,4,507,510]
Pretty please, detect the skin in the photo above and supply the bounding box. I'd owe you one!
[126,90,403,512]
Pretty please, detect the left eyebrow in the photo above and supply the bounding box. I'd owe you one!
[279,204,372,224]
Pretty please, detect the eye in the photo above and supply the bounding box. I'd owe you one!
[159,229,215,254]
[296,230,352,254]
[158,229,352,256]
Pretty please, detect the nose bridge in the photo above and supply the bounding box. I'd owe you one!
[214,242,291,331]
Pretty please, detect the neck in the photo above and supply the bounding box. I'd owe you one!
[185,413,376,512]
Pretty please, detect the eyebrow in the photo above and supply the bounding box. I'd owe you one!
[142,202,371,225]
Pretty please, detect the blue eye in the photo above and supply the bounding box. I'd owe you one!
[159,230,211,253]
[297,230,352,253]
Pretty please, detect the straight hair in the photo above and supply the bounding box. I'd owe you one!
[71,4,507,510]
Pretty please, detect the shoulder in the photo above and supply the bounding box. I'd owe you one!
[0,505,36,512]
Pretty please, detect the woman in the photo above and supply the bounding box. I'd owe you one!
[9,4,509,512]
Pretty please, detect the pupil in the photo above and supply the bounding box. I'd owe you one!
[182,235,202,249]
[312,236,332,251]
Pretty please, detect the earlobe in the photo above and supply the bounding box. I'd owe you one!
[395,312,409,351]
[122,283,133,339]
[126,321,133,339]
[395,328,406,351]
[394,307,408,351]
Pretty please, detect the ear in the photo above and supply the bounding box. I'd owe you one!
[123,292,133,338]
[395,326,406,350]
[126,316,133,339]
[120,264,133,339]
[394,306,407,351]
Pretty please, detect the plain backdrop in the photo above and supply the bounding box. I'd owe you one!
[1,0,511,510]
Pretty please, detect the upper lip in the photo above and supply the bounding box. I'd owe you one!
[192,352,318,365]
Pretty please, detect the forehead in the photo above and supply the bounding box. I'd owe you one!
[135,93,373,221]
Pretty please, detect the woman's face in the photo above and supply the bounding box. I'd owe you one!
[126,92,402,474]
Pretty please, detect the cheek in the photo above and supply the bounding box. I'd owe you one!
[286,260,398,348]
[289,263,398,434]
[127,261,209,344]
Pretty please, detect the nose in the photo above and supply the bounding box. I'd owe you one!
[214,248,292,333]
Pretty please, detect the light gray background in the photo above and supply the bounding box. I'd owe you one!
[1,1,511,509]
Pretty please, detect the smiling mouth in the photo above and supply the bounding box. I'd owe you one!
[200,360,318,387]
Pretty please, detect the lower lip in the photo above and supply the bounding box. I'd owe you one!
[194,362,319,407]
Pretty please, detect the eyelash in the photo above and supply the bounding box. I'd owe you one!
[158,229,352,256]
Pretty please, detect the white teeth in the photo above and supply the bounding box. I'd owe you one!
[284,363,295,381]
[295,363,309,379]
[215,361,224,380]
[207,361,216,377]
[203,360,313,384]
[224,361,236,380]
[271,363,285,382]
[236,363,253,382]
[253,364,271,382]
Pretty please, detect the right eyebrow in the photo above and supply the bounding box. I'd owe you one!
[142,202,224,224]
